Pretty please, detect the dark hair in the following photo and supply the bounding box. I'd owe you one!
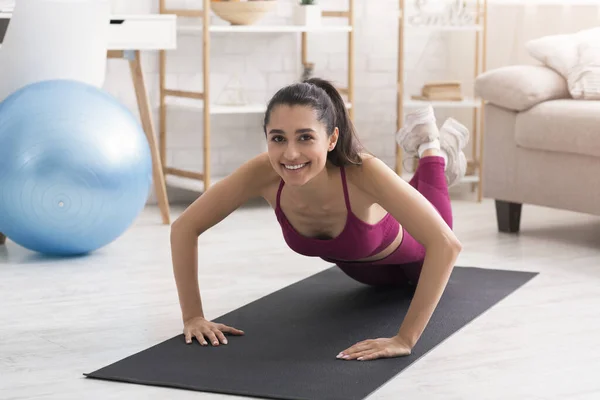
[263,77,365,166]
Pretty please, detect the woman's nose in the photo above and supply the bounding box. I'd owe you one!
[283,143,300,160]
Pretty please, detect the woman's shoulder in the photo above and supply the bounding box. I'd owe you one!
[342,153,417,214]
[236,152,281,194]
[345,153,389,180]
[343,153,400,195]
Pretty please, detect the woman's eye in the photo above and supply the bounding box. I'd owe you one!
[300,135,313,141]
[271,136,284,142]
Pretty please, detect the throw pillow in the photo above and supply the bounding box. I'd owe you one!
[526,27,600,99]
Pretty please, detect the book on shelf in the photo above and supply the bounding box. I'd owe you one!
[413,80,464,101]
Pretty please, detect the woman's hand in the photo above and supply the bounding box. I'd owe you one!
[183,316,245,346]
[336,335,412,361]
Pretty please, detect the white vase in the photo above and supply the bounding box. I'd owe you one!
[294,4,322,26]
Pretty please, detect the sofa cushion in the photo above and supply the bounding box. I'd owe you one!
[515,99,600,158]
[475,65,569,112]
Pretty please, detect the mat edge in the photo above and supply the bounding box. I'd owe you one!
[84,372,320,400]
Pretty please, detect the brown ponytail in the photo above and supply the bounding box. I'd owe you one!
[263,77,366,166]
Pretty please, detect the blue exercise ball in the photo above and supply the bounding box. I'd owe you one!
[0,79,152,256]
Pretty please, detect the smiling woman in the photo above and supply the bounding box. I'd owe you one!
[169,77,469,362]
[263,78,364,177]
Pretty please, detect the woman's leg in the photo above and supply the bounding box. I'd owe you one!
[398,109,468,283]
[411,155,453,228]
[401,106,469,227]
[396,155,452,284]
[397,105,469,189]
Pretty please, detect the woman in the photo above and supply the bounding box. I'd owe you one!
[170,78,467,362]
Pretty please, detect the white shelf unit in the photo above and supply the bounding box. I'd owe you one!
[158,1,355,192]
[396,0,488,202]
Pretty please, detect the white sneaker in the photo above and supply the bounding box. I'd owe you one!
[439,118,470,187]
[395,105,440,158]
[440,117,469,149]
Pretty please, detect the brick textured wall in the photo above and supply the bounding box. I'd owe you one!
[105,1,600,203]
[105,0,449,189]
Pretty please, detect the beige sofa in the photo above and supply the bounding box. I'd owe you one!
[474,65,600,233]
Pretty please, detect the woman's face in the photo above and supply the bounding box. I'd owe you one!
[265,104,338,186]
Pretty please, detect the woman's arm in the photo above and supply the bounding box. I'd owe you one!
[356,156,462,348]
[170,153,275,323]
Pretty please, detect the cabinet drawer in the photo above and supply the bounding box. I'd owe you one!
[0,13,177,50]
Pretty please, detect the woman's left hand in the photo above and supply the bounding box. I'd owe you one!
[336,335,412,361]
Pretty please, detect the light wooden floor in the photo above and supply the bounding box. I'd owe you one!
[1,196,599,400]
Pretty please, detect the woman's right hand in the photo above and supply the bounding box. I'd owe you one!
[183,316,245,346]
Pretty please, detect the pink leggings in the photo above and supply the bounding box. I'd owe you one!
[332,156,452,287]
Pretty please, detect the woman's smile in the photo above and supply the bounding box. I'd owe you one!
[282,162,311,172]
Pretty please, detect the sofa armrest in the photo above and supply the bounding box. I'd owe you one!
[475,65,570,112]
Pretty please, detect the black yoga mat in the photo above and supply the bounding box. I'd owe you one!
[85,266,537,400]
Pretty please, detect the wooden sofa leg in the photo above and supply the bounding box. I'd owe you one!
[0,232,6,245]
[495,200,522,233]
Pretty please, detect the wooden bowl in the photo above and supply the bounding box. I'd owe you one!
[210,1,277,26]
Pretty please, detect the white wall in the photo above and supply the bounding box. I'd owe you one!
[103,1,600,202]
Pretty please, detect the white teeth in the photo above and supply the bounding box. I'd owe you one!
[284,163,307,170]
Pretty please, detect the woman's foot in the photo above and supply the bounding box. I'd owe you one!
[395,105,439,158]
[439,118,470,187]
[395,106,446,172]
[395,106,470,187]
